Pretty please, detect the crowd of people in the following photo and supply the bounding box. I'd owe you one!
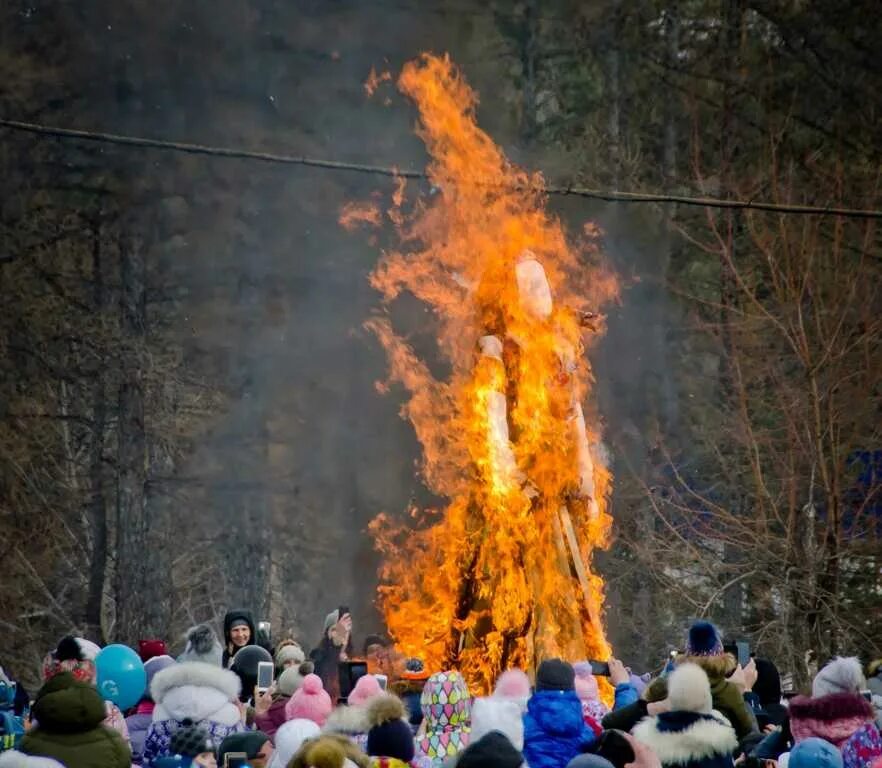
[1,610,882,768]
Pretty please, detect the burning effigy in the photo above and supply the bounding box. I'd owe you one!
[345,54,618,694]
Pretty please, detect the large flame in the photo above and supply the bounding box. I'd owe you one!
[351,54,618,693]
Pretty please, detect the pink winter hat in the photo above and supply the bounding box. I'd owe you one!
[285,673,333,726]
[494,669,531,700]
[348,674,382,706]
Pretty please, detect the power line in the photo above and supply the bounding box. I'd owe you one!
[2,117,881,220]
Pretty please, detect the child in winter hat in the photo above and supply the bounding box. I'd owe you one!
[267,719,321,768]
[178,624,224,667]
[286,674,334,726]
[789,738,844,768]
[416,671,471,768]
[684,621,724,657]
[457,732,524,768]
[170,720,217,766]
[469,697,524,751]
[349,675,383,707]
[42,637,96,683]
[494,669,531,710]
[366,695,415,768]
[573,663,609,722]
[289,736,369,768]
[812,658,866,697]
[275,641,306,673]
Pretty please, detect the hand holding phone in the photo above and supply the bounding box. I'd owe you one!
[225,752,249,768]
[256,661,274,694]
[589,660,610,677]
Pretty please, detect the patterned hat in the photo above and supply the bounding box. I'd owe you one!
[418,672,471,764]
[42,637,96,684]
[170,720,216,758]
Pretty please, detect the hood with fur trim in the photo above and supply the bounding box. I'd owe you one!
[150,661,242,726]
[789,693,875,747]
[677,654,737,682]
[633,711,738,767]
[324,703,372,736]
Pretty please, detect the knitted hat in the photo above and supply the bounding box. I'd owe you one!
[494,669,531,701]
[275,641,306,669]
[278,661,315,696]
[812,657,866,697]
[457,732,523,768]
[667,663,713,714]
[789,738,844,768]
[349,674,383,706]
[218,732,271,765]
[470,697,524,751]
[685,621,724,657]
[402,658,430,682]
[144,655,176,689]
[170,720,216,757]
[178,624,224,667]
[268,719,321,768]
[536,659,575,692]
[138,639,168,663]
[366,695,415,762]
[285,673,333,726]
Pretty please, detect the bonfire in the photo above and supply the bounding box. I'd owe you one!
[343,54,618,694]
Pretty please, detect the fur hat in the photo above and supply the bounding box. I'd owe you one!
[278,661,315,697]
[139,639,168,663]
[789,738,844,768]
[349,674,383,706]
[536,659,575,692]
[494,669,531,701]
[178,624,224,666]
[813,657,866,697]
[366,694,415,762]
[667,663,713,714]
[685,621,724,657]
[275,641,306,668]
[470,697,524,751]
[286,673,333,726]
[170,720,216,757]
[457,731,523,768]
[268,719,321,768]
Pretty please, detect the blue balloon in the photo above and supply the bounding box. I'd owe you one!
[96,644,146,710]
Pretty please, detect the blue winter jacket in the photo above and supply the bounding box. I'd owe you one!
[614,682,640,710]
[523,690,597,768]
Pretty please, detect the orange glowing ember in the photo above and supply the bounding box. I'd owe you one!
[355,54,618,693]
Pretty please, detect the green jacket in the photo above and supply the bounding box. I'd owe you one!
[20,673,131,768]
[708,674,756,740]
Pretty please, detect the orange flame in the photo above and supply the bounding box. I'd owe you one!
[359,54,618,693]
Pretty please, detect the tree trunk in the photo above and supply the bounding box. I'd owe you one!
[115,230,150,644]
[85,221,108,642]
[606,0,623,189]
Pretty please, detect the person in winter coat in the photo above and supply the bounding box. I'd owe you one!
[142,661,246,767]
[323,674,384,751]
[18,672,131,768]
[274,641,306,675]
[312,610,354,704]
[255,661,315,742]
[127,654,176,764]
[415,671,472,768]
[222,610,257,668]
[523,659,596,768]
[743,658,788,729]
[677,622,756,740]
[285,674,334,727]
[633,663,737,768]
[41,636,131,748]
[267,719,321,768]
[390,658,430,734]
[178,624,224,667]
[366,695,416,768]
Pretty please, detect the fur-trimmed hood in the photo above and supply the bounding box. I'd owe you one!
[789,693,875,747]
[633,711,738,766]
[324,703,371,735]
[678,654,737,682]
[150,661,242,726]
